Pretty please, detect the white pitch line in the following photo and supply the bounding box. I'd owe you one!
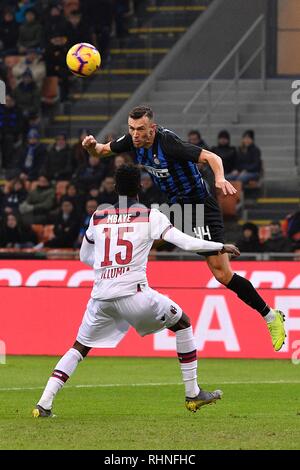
[0,380,300,392]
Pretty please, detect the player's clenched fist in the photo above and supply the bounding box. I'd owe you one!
[220,244,240,257]
[82,135,97,151]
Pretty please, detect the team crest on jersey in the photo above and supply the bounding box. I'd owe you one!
[153,154,160,165]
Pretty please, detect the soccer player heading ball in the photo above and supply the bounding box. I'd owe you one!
[33,165,240,417]
[82,106,286,351]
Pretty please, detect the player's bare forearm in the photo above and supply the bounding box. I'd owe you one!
[199,149,237,196]
[82,135,114,158]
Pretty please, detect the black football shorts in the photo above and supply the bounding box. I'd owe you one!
[169,195,225,256]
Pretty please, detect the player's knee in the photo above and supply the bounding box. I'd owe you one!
[169,312,191,331]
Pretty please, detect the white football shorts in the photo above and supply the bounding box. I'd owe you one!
[76,286,182,348]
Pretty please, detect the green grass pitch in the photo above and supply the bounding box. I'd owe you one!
[0,356,299,450]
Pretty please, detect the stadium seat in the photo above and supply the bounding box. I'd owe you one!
[31,224,45,242]
[31,224,54,243]
[244,163,265,195]
[42,225,55,242]
[41,77,59,105]
[217,181,243,218]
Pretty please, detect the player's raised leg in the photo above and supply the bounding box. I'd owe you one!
[206,252,286,351]
[32,341,91,418]
[169,312,222,413]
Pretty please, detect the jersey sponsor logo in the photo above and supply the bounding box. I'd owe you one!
[144,165,170,179]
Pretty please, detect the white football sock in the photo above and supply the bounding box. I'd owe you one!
[38,348,83,410]
[176,326,200,398]
[264,309,276,323]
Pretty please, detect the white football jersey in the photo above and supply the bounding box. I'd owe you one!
[85,204,171,300]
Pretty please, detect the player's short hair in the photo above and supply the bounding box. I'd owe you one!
[115,164,141,197]
[129,106,153,121]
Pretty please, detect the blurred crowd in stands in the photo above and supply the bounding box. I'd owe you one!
[0,1,298,253]
[0,0,140,114]
[0,123,299,253]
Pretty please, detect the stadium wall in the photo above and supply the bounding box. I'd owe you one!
[161,0,270,80]
[98,0,270,140]
[1,261,300,359]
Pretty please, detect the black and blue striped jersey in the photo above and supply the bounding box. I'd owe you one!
[110,127,209,204]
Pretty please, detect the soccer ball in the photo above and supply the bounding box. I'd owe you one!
[66,43,101,77]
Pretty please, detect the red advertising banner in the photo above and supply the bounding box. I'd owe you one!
[1,261,300,358]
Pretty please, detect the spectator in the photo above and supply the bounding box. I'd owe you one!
[107,153,132,176]
[65,10,93,46]
[43,133,72,181]
[211,130,237,176]
[0,93,25,170]
[87,185,100,202]
[139,172,167,207]
[15,0,35,24]
[285,209,300,250]
[19,174,55,224]
[75,155,107,191]
[187,129,209,149]
[61,182,84,213]
[98,176,118,205]
[76,198,98,246]
[263,221,292,253]
[44,33,70,101]
[44,199,80,248]
[227,130,262,185]
[115,0,131,38]
[71,128,90,173]
[187,129,214,193]
[12,48,46,90]
[0,8,19,55]
[82,0,113,65]
[17,129,47,181]
[44,4,68,42]
[14,69,41,118]
[0,213,37,248]
[236,222,262,253]
[2,178,27,215]
[18,8,43,53]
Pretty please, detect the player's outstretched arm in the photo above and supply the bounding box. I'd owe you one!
[199,149,237,196]
[82,135,114,158]
[163,226,240,256]
[80,236,95,267]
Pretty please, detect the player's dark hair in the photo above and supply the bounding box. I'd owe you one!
[115,165,141,197]
[129,106,153,121]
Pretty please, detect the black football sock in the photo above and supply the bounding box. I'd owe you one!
[227,273,270,317]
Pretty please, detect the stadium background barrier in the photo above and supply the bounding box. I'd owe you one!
[1,260,300,359]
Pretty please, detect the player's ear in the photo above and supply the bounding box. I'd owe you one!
[150,123,156,135]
